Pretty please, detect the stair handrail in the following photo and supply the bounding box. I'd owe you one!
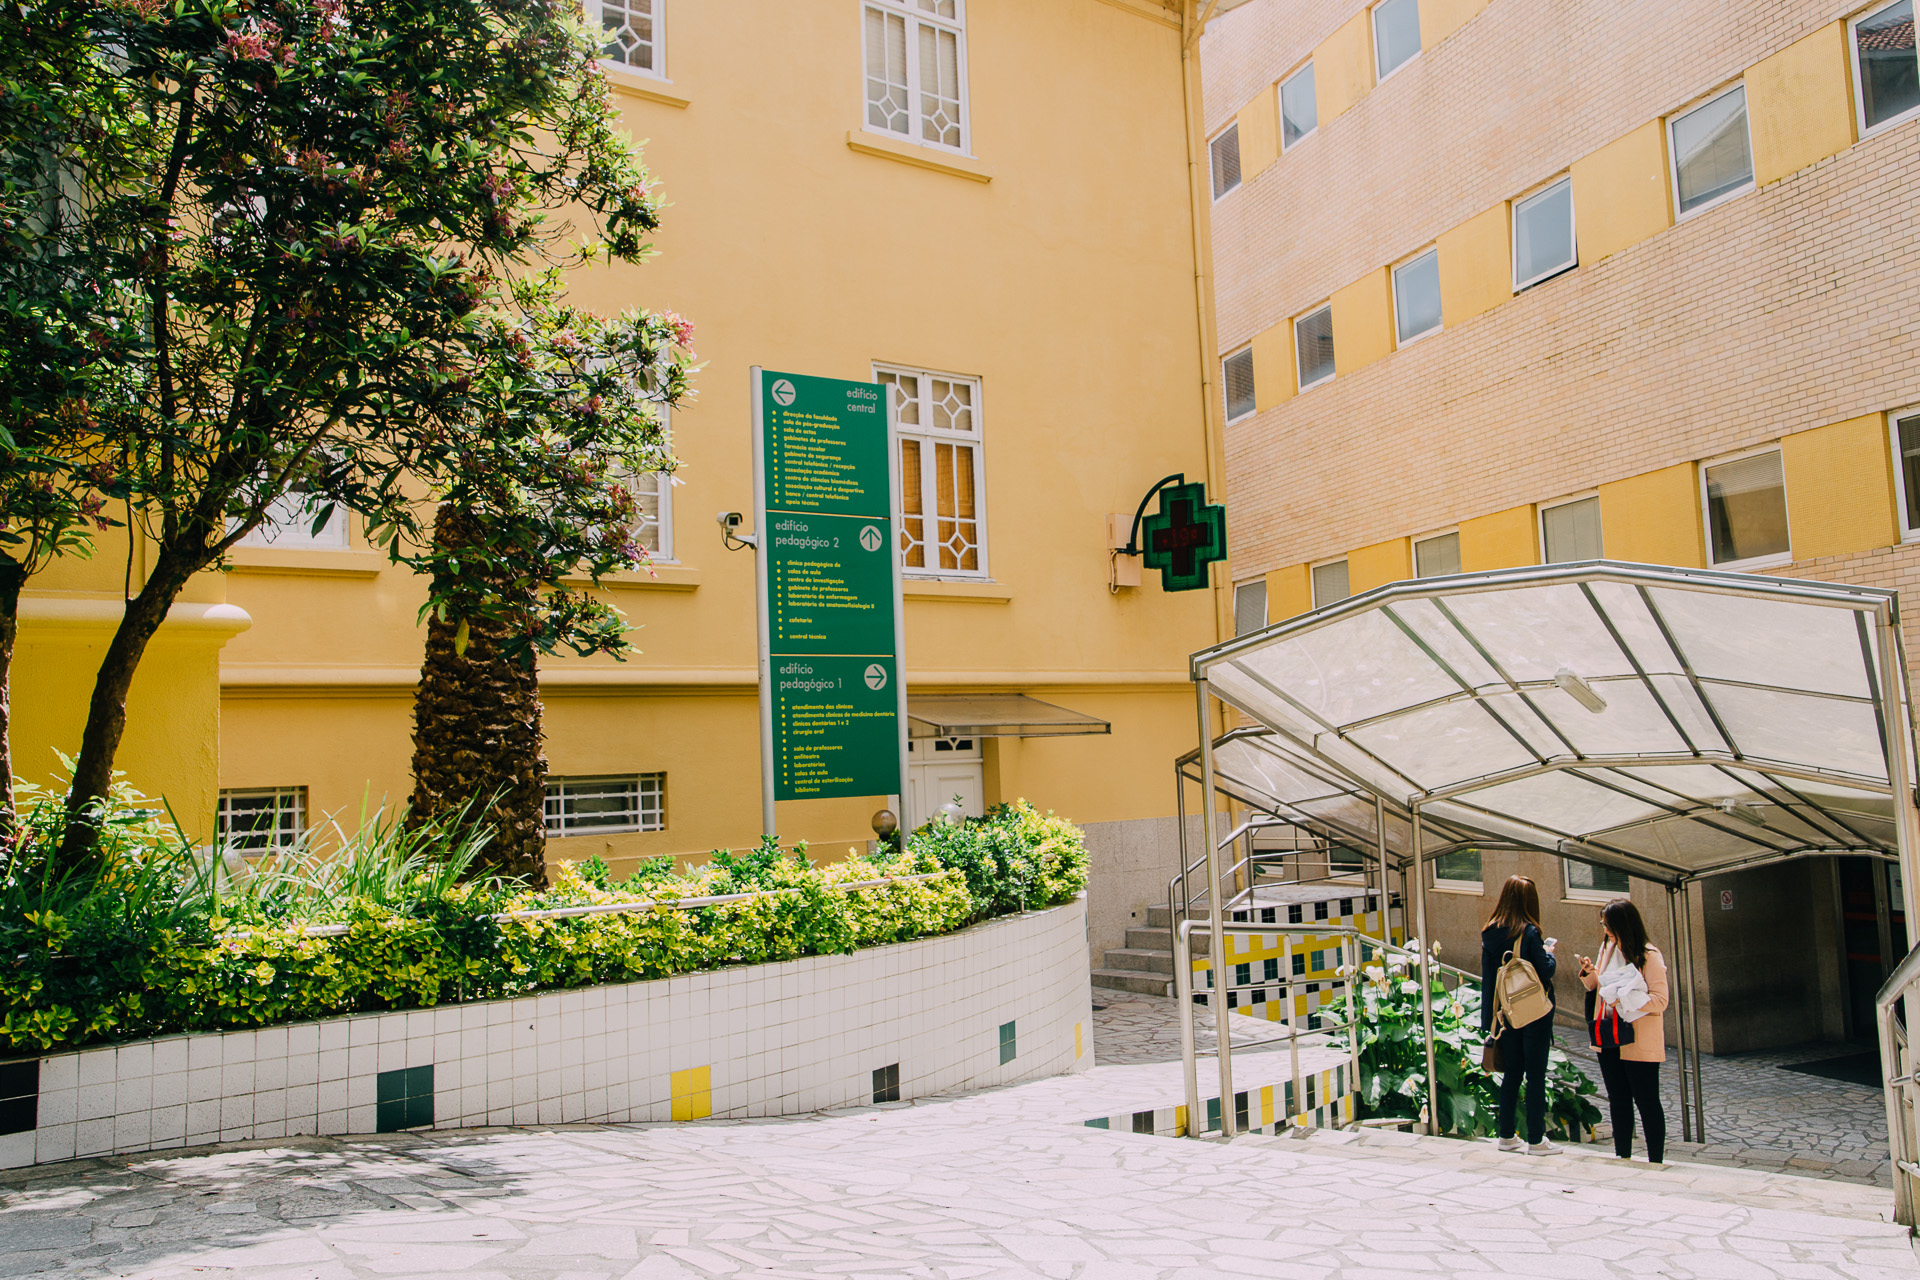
[1174,917,1478,1141]
[1875,939,1920,1224]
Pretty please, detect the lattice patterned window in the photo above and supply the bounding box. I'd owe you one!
[587,0,661,74]
[218,787,307,854]
[626,470,674,560]
[879,364,986,577]
[544,773,665,836]
[237,489,349,550]
[863,0,968,152]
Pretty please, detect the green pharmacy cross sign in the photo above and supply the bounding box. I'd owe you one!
[1131,475,1227,592]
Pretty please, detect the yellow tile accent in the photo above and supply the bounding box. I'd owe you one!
[1267,564,1313,620]
[1332,267,1394,375]
[1749,22,1855,187]
[1436,203,1511,326]
[1237,85,1280,178]
[1074,1021,1084,1059]
[1348,538,1412,593]
[1314,10,1374,125]
[669,1065,712,1122]
[1568,121,1670,264]
[1250,319,1296,410]
[1260,1084,1275,1125]
[1417,0,1489,49]
[1458,505,1538,570]
[1598,463,1705,568]
[1781,414,1897,559]
[1175,1103,1188,1136]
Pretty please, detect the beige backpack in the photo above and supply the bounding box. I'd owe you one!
[1493,932,1553,1030]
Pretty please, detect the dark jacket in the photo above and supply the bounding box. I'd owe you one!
[1481,921,1556,1033]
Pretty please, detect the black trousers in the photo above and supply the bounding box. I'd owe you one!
[1597,1047,1665,1163]
[1497,1017,1553,1144]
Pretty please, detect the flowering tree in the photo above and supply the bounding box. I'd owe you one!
[3,0,666,872]
[401,273,694,884]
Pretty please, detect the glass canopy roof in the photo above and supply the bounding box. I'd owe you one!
[1190,562,1915,885]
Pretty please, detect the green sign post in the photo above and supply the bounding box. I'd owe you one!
[752,369,907,835]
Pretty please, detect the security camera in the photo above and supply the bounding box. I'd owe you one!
[716,511,744,531]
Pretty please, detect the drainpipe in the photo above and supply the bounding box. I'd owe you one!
[1179,0,1230,647]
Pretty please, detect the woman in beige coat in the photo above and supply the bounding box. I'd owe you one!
[1577,898,1670,1163]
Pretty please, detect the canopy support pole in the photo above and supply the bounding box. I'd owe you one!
[1875,608,1920,1219]
[1373,794,1389,948]
[1174,762,1190,927]
[1666,884,1695,1145]
[1196,680,1236,1137]
[1411,807,1439,1136]
[1680,880,1705,1145]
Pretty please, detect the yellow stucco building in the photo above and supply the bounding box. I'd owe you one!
[14,0,1235,961]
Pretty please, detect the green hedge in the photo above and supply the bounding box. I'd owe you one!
[0,787,1087,1055]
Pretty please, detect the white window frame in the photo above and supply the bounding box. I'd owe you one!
[1371,0,1421,84]
[1563,858,1632,903]
[1851,0,1920,138]
[1511,175,1577,292]
[625,469,676,562]
[544,773,666,837]
[1222,346,1256,423]
[237,491,351,551]
[1432,847,1484,893]
[1390,247,1442,346]
[1412,527,1460,578]
[1538,492,1600,564]
[584,0,665,80]
[1209,121,1242,201]
[1279,61,1317,152]
[877,361,989,579]
[1310,556,1349,606]
[1667,82,1755,222]
[1699,446,1792,571]
[1294,302,1336,392]
[862,0,971,155]
[1888,408,1920,543]
[217,786,307,856]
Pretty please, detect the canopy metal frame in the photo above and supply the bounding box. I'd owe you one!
[1182,561,1920,1148]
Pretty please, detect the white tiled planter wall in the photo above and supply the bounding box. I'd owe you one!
[1,895,1091,1168]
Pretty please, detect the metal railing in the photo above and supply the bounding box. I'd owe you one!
[1876,940,1920,1225]
[1172,917,1478,1139]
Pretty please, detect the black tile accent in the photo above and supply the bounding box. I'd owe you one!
[375,1064,433,1133]
[998,1020,1016,1065]
[1260,907,1276,923]
[1234,1090,1249,1131]
[0,1060,37,1137]
[1287,904,1303,924]
[872,1063,900,1104]
[1132,1109,1155,1134]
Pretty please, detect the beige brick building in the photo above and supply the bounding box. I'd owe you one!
[1198,0,1920,1051]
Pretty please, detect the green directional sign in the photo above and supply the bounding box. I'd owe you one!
[753,369,905,819]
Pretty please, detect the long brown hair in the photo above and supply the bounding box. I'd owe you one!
[1486,875,1542,936]
[1602,897,1651,968]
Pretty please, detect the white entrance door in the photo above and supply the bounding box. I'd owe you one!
[906,736,985,832]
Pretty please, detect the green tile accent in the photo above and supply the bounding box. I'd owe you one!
[998,1020,1016,1065]
[375,1064,434,1133]
[1083,1116,1108,1129]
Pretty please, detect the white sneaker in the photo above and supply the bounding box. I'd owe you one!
[1527,1140,1563,1156]
[1496,1137,1524,1152]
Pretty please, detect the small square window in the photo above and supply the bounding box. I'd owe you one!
[872,1063,901,1103]
[1291,952,1306,976]
[1513,178,1575,291]
[1854,0,1920,133]
[1541,495,1602,563]
[218,787,307,854]
[1373,0,1421,80]
[1414,531,1459,578]
[1702,451,1790,568]
[1670,85,1753,216]
[1311,559,1349,606]
[1210,123,1242,199]
[1233,579,1268,635]
[998,1020,1017,1065]
[544,773,666,836]
[1891,412,1920,539]
[1263,957,1280,982]
[1222,347,1256,422]
[1294,304,1335,391]
[1280,63,1318,149]
[1566,859,1631,900]
[1434,848,1482,889]
[375,1065,434,1133]
[1392,249,1442,344]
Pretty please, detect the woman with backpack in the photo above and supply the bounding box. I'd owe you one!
[1577,897,1670,1164]
[1481,875,1560,1154]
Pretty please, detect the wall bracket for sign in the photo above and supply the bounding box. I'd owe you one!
[1119,473,1228,593]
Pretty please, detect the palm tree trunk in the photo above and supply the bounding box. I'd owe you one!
[409,504,549,886]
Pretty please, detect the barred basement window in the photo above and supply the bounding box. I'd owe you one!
[218,787,306,854]
[586,0,661,74]
[864,0,968,151]
[544,773,665,836]
[879,363,987,577]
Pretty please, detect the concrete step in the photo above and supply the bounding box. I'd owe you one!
[1091,968,1173,996]
[1144,904,1173,929]
[1124,926,1172,951]
[1100,947,1174,975]
[1237,1123,1897,1224]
